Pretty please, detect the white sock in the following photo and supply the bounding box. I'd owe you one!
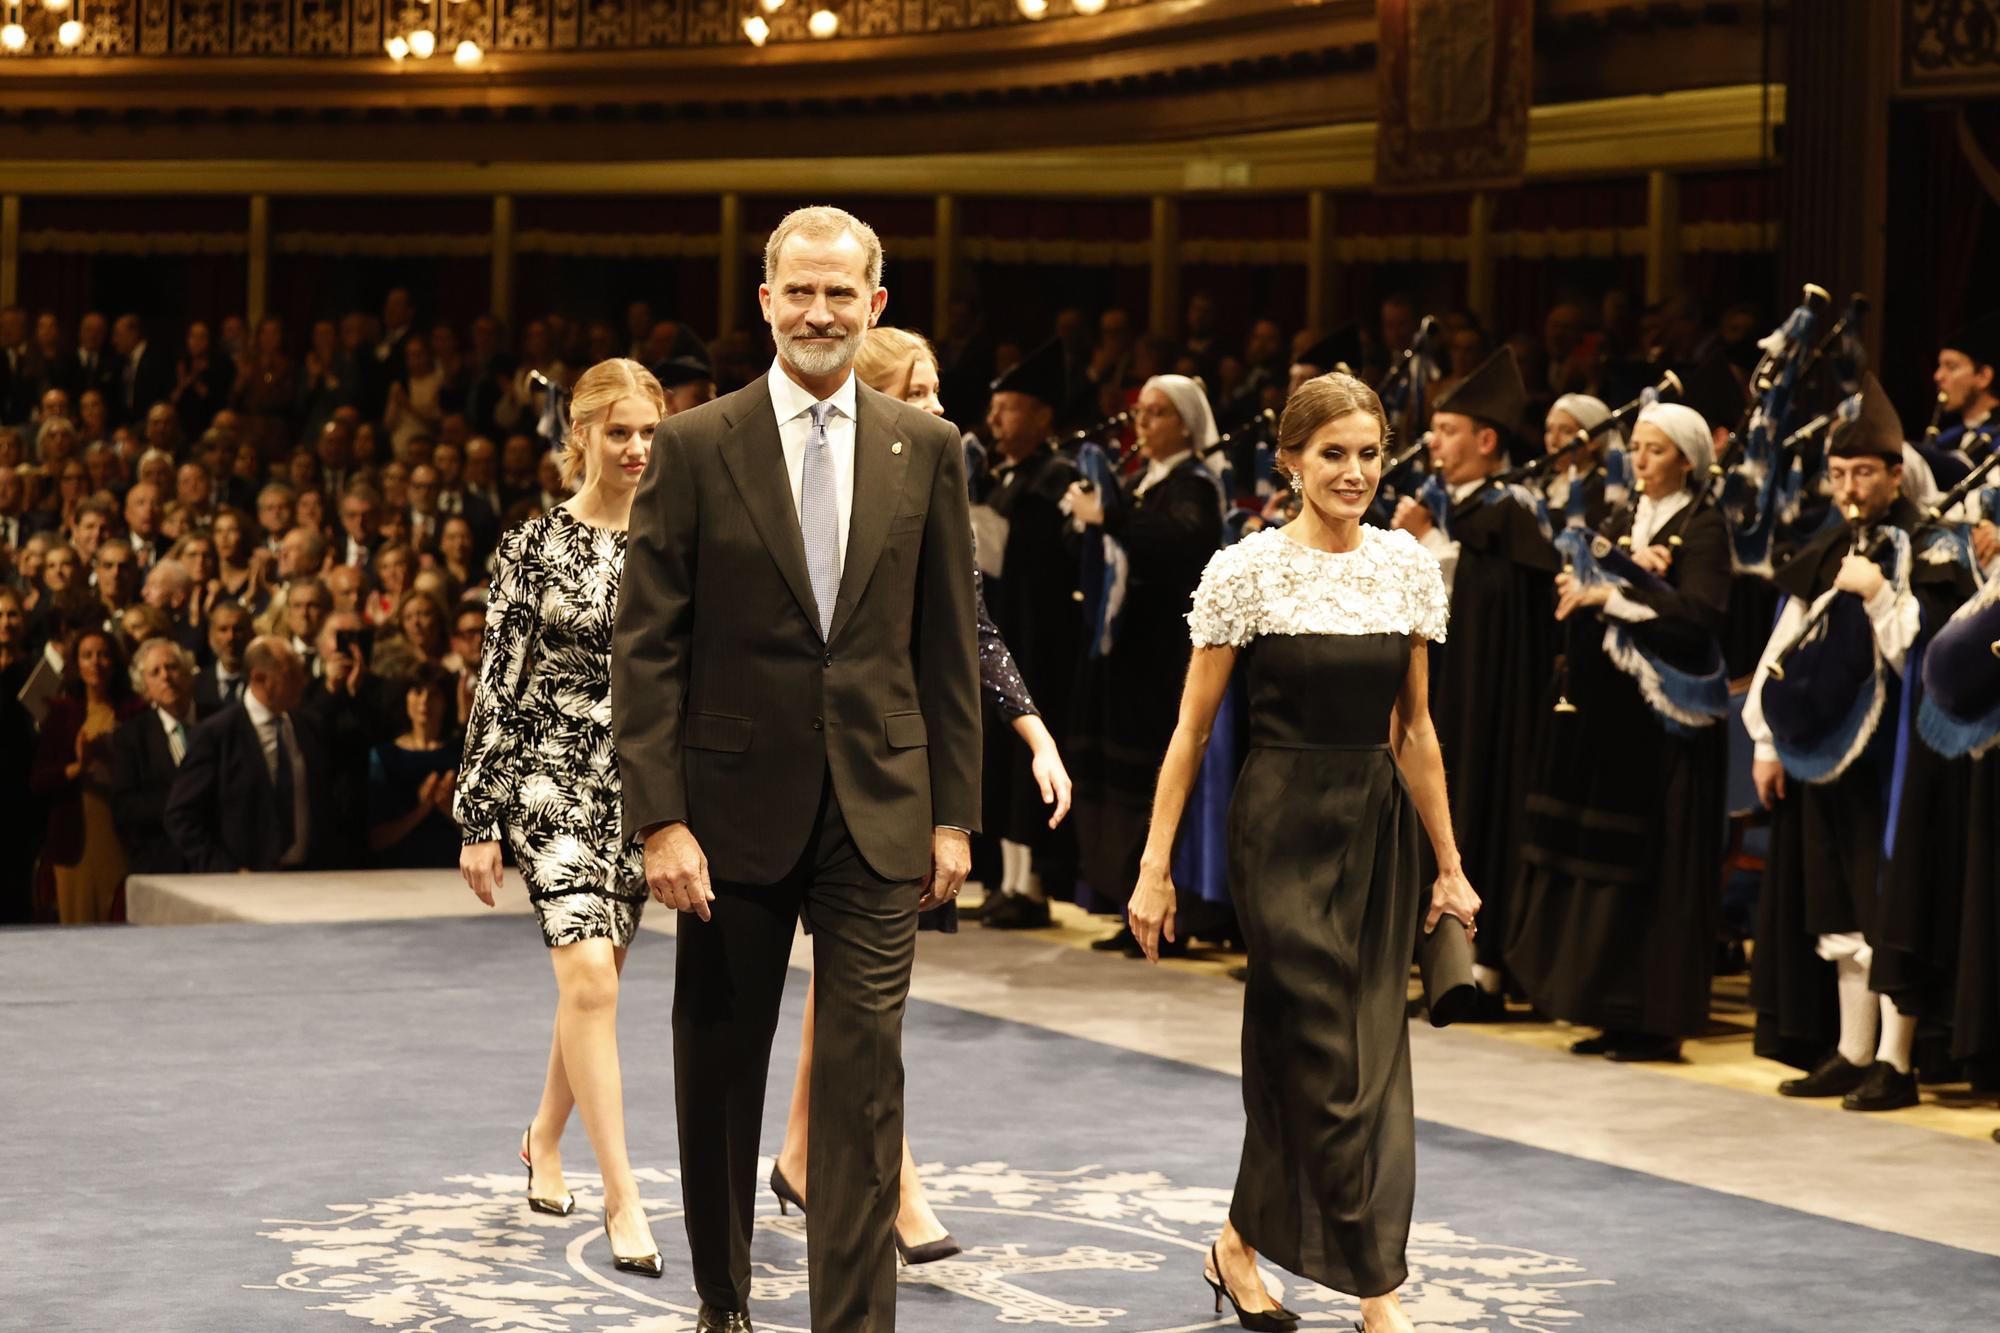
[1472,964,1504,994]
[1876,996,1917,1074]
[1834,957,1878,1067]
[1000,840,1030,897]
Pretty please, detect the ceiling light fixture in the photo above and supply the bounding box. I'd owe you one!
[385,33,409,60]
[452,39,481,66]
[807,7,837,38]
[743,14,770,45]
[408,28,436,58]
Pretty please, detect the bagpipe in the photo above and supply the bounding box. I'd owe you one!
[1710,286,1869,573]
[1759,505,1916,784]
[1918,574,2000,760]
[528,368,571,449]
[1550,523,1729,732]
[1372,317,1445,519]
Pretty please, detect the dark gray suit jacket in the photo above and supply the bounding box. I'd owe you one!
[613,370,980,885]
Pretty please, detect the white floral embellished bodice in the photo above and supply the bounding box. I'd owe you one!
[1186,525,1450,649]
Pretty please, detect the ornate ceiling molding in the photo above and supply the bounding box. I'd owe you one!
[0,84,1784,195]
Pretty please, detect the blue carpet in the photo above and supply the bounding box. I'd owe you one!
[5,918,1998,1331]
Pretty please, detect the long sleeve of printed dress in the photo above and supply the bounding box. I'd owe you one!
[976,566,1037,719]
[453,526,535,844]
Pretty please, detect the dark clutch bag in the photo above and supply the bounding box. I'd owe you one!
[1416,914,1479,1028]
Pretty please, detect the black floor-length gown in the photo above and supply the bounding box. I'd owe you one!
[1189,525,1450,1299]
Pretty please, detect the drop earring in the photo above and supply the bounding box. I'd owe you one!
[1288,470,1303,495]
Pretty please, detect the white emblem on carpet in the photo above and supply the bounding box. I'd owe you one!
[251,1162,1609,1330]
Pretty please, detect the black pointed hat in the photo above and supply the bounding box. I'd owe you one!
[1293,324,1364,376]
[1434,346,1528,441]
[650,353,713,389]
[1678,349,1748,437]
[1828,373,1906,461]
[989,337,1069,409]
[1943,310,2000,371]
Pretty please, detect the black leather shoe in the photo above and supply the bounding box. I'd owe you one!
[696,1305,753,1332]
[1458,988,1512,1023]
[1778,1052,1870,1098]
[1090,924,1138,951]
[1842,1061,1919,1112]
[1607,1034,1684,1063]
[1569,1031,1621,1056]
[982,892,1052,930]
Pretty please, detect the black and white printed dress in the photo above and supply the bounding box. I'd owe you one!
[454,506,647,948]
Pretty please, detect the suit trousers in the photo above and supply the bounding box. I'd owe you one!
[673,773,920,1331]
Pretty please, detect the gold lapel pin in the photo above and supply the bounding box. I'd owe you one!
[891,441,904,455]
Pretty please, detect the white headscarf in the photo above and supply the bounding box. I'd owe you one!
[1143,374,1220,456]
[1637,402,1715,481]
[1548,393,1611,439]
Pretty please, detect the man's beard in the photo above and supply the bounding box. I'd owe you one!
[778,323,859,378]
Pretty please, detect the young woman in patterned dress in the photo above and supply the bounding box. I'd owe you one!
[455,358,665,1278]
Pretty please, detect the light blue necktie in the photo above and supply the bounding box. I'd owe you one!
[801,401,840,639]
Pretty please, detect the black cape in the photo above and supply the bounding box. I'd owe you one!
[1069,459,1222,908]
[1506,501,1731,1037]
[1427,485,1560,971]
[981,445,1083,851]
[1750,500,1974,1068]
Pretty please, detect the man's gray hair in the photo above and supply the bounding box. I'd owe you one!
[763,206,884,292]
[131,634,194,680]
[144,558,193,596]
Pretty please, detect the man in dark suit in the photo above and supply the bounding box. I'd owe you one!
[165,635,334,872]
[109,637,199,874]
[111,314,175,426]
[194,599,252,715]
[71,311,117,409]
[613,206,979,1333]
[0,465,55,551]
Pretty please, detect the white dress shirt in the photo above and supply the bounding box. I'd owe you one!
[243,688,311,867]
[156,705,192,767]
[768,359,858,572]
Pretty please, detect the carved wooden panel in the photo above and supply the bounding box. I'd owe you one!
[1903,0,2000,93]
[0,0,1165,57]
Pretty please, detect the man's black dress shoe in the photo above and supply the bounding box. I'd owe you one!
[1569,1030,1625,1056]
[1607,1034,1683,1063]
[697,1305,753,1332]
[982,892,1051,930]
[1842,1061,1919,1112]
[1457,988,1512,1023]
[1777,1052,1870,1098]
[1090,924,1138,952]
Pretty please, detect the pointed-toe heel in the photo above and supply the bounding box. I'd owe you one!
[604,1220,663,1279]
[519,1124,575,1217]
[895,1230,962,1266]
[768,1164,806,1216]
[1203,1243,1300,1330]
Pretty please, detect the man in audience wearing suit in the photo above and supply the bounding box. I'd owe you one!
[165,634,333,873]
[109,637,200,875]
[430,440,498,557]
[194,600,252,716]
[72,311,116,409]
[111,314,174,426]
[337,485,382,571]
[0,466,55,551]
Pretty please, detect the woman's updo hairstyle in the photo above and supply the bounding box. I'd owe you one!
[561,358,664,488]
[851,326,937,396]
[1275,372,1391,463]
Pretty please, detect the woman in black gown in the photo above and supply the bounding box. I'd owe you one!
[1506,402,1732,1062]
[1128,373,1475,1333]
